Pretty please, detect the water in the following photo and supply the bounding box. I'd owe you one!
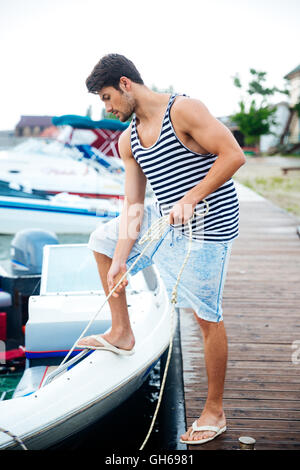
[0,371,24,400]
[0,233,163,451]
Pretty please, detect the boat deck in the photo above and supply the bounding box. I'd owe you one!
[179,189,300,450]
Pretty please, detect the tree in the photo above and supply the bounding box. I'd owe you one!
[231,69,289,151]
[151,84,175,94]
[294,101,300,117]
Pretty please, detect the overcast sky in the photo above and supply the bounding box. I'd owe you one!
[1,0,299,130]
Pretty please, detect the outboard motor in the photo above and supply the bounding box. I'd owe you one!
[11,229,59,275]
[0,229,59,348]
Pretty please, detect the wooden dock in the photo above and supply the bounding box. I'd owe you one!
[179,188,300,450]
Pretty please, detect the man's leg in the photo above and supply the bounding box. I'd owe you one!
[78,252,135,351]
[180,314,227,442]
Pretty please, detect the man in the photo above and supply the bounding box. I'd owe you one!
[77,54,246,445]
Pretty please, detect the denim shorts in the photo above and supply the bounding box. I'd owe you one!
[88,203,233,323]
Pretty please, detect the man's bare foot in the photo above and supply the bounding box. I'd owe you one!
[180,409,226,442]
[77,329,135,351]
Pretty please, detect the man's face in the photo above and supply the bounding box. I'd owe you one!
[99,85,135,122]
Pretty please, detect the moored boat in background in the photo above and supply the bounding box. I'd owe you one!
[0,190,121,234]
[0,139,125,199]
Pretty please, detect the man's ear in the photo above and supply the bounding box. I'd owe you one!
[119,76,132,92]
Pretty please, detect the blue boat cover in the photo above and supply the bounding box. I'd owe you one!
[52,115,129,131]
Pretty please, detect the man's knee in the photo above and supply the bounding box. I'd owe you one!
[88,226,105,248]
[192,311,224,334]
[93,251,112,263]
[88,222,116,256]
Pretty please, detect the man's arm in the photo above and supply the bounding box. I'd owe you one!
[107,126,147,296]
[169,98,246,224]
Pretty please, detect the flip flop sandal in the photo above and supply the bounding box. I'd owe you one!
[180,422,227,445]
[76,335,135,356]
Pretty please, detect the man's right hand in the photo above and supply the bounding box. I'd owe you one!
[107,260,128,298]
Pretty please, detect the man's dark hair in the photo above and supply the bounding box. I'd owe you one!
[86,54,144,94]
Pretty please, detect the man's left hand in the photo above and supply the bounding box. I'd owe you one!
[168,197,196,225]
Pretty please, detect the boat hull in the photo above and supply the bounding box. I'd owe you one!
[0,264,175,450]
[1,350,164,450]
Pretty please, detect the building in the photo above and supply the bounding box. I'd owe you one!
[283,65,300,145]
[260,101,290,153]
[15,116,54,137]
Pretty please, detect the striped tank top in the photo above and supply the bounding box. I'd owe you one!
[130,94,239,243]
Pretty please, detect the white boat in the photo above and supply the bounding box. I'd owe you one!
[0,140,125,199]
[0,244,174,450]
[0,191,121,234]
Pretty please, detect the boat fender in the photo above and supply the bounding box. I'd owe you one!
[0,290,12,308]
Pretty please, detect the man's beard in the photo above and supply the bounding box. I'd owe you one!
[119,91,135,122]
[119,109,134,122]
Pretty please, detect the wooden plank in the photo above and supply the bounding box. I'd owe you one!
[227,336,300,344]
[185,390,300,401]
[182,350,297,362]
[183,373,300,384]
[187,439,300,451]
[211,429,300,442]
[225,361,300,371]
[186,381,300,392]
[189,397,300,410]
[187,408,300,420]
[186,417,300,432]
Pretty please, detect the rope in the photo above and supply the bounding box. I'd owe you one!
[0,427,28,450]
[138,201,209,450]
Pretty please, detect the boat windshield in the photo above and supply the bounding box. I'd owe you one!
[40,244,104,295]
